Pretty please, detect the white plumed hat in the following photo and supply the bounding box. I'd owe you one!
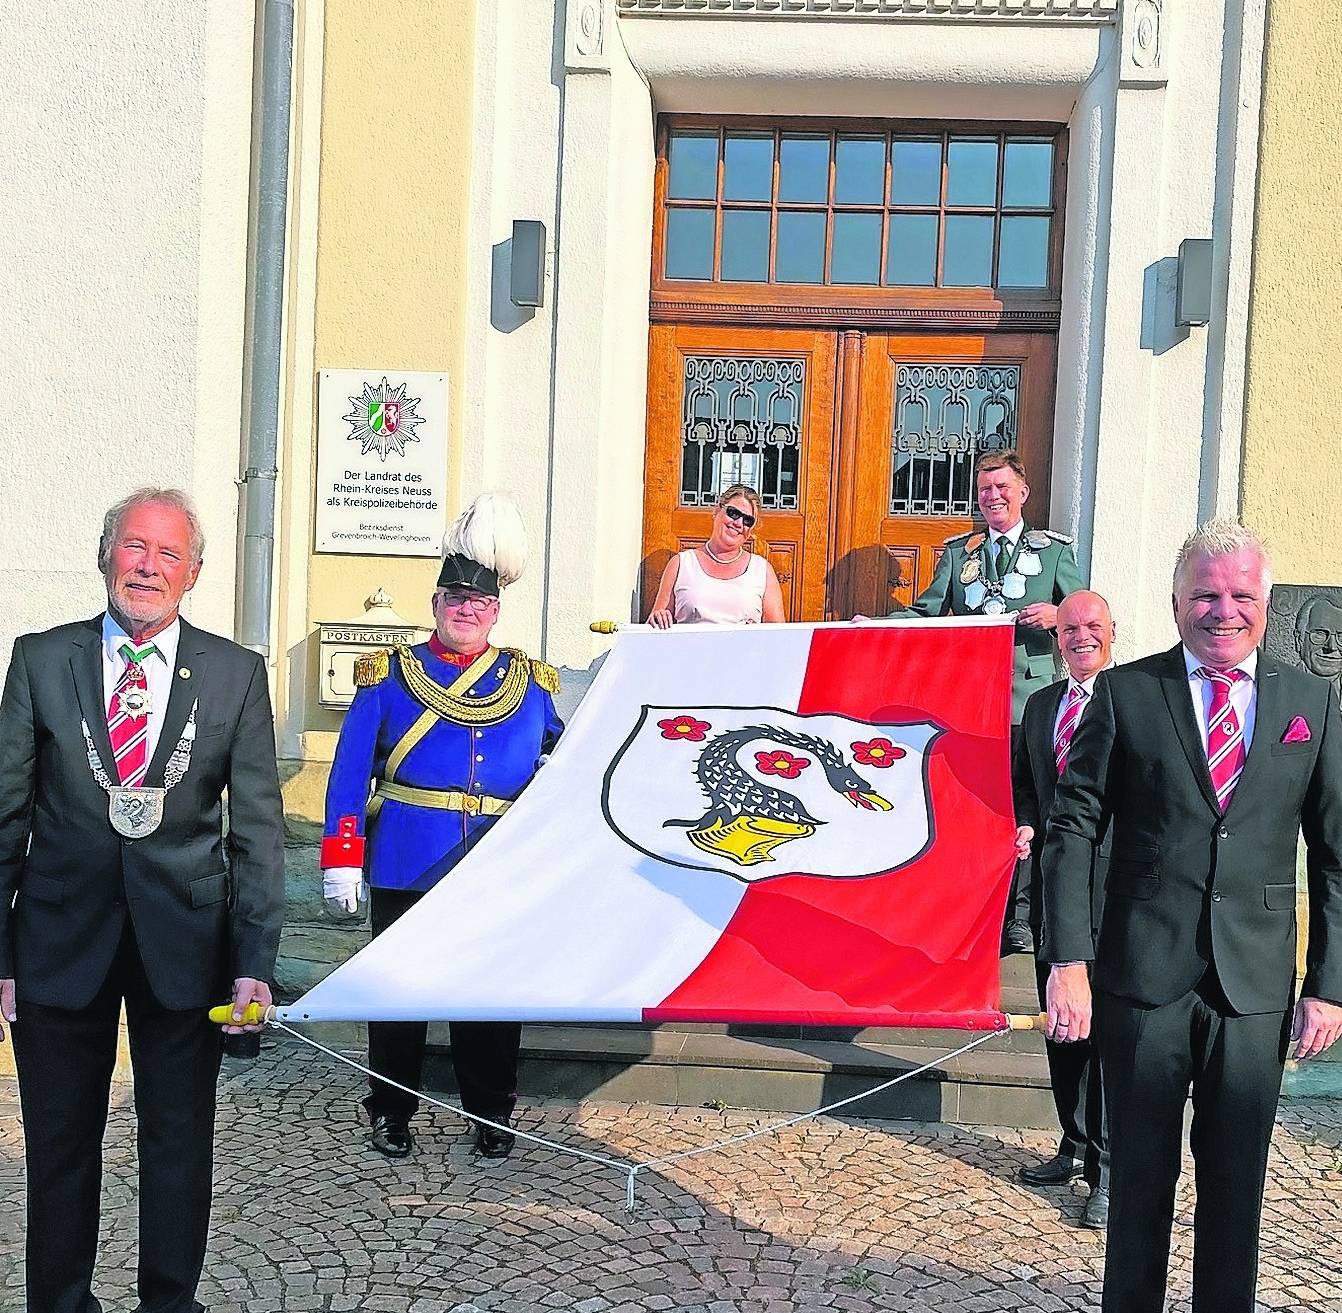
[437,492,529,594]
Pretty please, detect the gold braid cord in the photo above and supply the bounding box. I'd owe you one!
[395,645,530,726]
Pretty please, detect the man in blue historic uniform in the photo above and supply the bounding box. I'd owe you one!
[321,493,562,1161]
[893,449,1084,953]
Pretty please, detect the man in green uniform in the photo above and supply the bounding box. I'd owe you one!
[894,449,1084,952]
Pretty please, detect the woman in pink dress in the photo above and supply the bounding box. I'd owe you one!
[646,484,786,627]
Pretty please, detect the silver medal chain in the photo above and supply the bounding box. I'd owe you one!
[82,703,198,793]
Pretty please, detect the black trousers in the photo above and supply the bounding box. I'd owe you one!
[1006,725,1032,928]
[363,886,521,1124]
[1096,970,1291,1313]
[1034,959,1107,1186]
[13,926,222,1313]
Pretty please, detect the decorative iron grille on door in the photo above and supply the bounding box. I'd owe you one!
[889,362,1018,516]
[680,356,804,509]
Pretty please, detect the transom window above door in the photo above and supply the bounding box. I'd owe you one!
[657,122,1062,295]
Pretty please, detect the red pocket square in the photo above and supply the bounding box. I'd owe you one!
[1281,716,1312,744]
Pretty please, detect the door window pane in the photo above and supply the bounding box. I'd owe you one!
[890,363,1020,515]
[668,132,718,201]
[834,136,885,205]
[830,212,882,285]
[721,209,771,282]
[724,133,774,203]
[891,138,941,206]
[998,216,1050,288]
[681,356,805,510]
[778,135,829,203]
[946,139,998,207]
[943,214,995,286]
[665,208,716,280]
[1002,139,1053,208]
[775,210,826,283]
[886,214,938,286]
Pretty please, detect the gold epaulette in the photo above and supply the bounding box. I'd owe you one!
[531,659,560,694]
[501,647,560,694]
[354,649,391,687]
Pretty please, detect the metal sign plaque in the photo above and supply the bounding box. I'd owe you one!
[315,370,450,557]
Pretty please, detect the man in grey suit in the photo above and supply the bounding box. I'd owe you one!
[0,489,285,1313]
[1043,520,1342,1312]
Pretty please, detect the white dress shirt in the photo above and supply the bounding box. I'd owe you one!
[102,613,181,768]
[1051,662,1114,743]
[987,520,1024,566]
[1182,645,1258,752]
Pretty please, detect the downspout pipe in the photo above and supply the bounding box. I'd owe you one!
[238,0,294,656]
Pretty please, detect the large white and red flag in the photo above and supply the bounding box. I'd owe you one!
[283,617,1018,1031]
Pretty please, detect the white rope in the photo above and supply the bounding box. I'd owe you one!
[268,1019,628,1171]
[268,1018,1003,1211]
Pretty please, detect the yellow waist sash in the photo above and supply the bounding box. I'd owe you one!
[367,779,512,818]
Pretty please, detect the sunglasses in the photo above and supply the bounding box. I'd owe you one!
[437,590,497,613]
[721,504,756,529]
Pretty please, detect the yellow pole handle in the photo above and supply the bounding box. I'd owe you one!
[589,620,620,634]
[1007,1012,1048,1031]
[208,1002,273,1026]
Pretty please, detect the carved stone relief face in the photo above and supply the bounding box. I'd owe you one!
[1295,598,1342,682]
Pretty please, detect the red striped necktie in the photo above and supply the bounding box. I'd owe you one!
[108,641,156,787]
[1198,666,1247,811]
[1053,682,1086,775]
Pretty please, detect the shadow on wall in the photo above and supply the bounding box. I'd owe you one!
[1140,256,1190,356]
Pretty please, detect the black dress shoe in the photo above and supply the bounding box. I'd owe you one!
[1019,1152,1084,1186]
[369,1115,413,1158]
[474,1120,516,1159]
[1002,918,1035,955]
[1082,1186,1110,1229]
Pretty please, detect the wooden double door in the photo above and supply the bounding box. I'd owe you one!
[641,325,1058,621]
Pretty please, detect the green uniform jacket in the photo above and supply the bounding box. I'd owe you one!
[892,523,1085,724]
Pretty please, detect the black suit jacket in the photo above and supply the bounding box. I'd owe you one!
[1042,645,1342,1014]
[0,615,285,1009]
[1012,677,1109,955]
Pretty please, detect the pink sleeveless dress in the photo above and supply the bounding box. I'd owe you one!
[671,550,766,624]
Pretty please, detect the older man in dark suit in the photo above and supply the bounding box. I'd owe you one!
[1012,589,1114,1228]
[1043,520,1342,1313]
[0,488,285,1313]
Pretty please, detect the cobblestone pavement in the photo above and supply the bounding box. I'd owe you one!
[1,1034,1340,1313]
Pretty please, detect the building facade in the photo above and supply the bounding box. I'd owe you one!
[14,0,1335,837]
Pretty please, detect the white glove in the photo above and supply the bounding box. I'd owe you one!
[323,866,364,916]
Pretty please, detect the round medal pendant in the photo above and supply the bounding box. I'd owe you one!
[984,595,1008,616]
[118,686,152,720]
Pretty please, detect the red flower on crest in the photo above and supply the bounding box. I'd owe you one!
[755,750,810,779]
[658,714,711,742]
[851,737,905,769]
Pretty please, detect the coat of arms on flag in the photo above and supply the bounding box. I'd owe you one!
[283,617,1018,1029]
[604,706,941,879]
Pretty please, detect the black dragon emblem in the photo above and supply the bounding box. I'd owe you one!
[663,724,891,868]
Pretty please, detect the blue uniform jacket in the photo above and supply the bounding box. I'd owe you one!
[322,643,563,892]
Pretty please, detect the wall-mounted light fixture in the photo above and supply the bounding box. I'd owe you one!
[510,219,547,309]
[1175,237,1212,328]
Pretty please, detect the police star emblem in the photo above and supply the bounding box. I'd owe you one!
[342,377,427,461]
